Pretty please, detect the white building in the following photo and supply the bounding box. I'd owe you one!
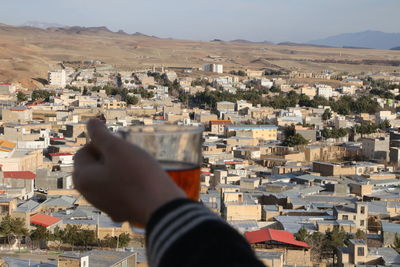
[317,85,333,99]
[48,70,67,88]
[203,64,224,74]
[0,83,16,95]
[260,79,273,89]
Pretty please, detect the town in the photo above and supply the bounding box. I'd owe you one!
[0,61,399,266]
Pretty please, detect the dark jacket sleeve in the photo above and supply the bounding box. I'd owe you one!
[145,198,266,267]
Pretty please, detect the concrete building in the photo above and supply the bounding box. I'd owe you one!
[58,250,136,267]
[203,64,223,74]
[0,83,16,95]
[2,107,32,123]
[317,85,333,99]
[333,202,369,231]
[226,125,278,140]
[48,70,67,88]
[209,120,232,135]
[362,137,390,162]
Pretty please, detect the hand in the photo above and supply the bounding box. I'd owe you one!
[73,119,186,226]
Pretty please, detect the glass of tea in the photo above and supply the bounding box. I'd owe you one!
[118,124,203,231]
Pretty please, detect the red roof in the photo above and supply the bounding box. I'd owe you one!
[31,214,61,227]
[3,171,36,179]
[49,153,73,157]
[245,229,309,248]
[210,120,233,125]
[0,83,11,86]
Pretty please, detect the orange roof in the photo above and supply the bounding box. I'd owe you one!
[0,140,16,152]
[31,214,61,227]
[4,171,36,179]
[245,229,309,248]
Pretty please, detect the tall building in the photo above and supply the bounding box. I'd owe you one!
[48,70,67,88]
[203,64,223,74]
[0,83,16,95]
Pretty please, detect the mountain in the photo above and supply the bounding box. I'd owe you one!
[277,42,331,48]
[309,30,400,50]
[22,21,66,29]
[230,39,274,45]
[48,26,114,35]
[0,22,399,85]
[391,46,400,50]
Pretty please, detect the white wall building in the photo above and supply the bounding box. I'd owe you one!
[203,64,224,74]
[48,70,67,88]
[317,85,333,99]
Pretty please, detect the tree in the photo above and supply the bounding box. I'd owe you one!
[282,133,309,147]
[118,233,131,248]
[62,224,81,250]
[31,89,53,101]
[30,225,51,249]
[354,229,367,241]
[378,119,391,130]
[126,95,139,105]
[295,227,309,242]
[393,233,400,252]
[321,128,348,139]
[307,231,325,262]
[324,227,351,262]
[16,92,28,103]
[322,109,332,121]
[0,215,28,249]
[51,226,64,250]
[78,230,96,249]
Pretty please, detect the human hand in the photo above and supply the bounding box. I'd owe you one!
[73,119,186,226]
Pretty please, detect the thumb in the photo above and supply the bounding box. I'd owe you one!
[87,119,119,154]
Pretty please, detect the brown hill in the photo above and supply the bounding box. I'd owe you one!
[1,23,400,84]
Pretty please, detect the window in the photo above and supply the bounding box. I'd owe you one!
[360,206,365,214]
[360,220,365,226]
[358,247,365,256]
[342,215,349,220]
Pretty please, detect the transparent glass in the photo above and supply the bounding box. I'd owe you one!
[119,125,203,231]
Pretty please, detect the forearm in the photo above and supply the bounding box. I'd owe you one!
[146,199,265,267]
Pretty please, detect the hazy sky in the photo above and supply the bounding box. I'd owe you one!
[1,0,399,43]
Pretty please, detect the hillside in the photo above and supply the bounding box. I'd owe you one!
[309,30,400,50]
[1,24,400,85]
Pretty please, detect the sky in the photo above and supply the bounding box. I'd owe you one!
[0,0,399,43]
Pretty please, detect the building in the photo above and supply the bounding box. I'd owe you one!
[333,202,369,231]
[209,120,232,135]
[48,70,67,88]
[203,64,223,74]
[362,137,390,162]
[216,101,235,117]
[226,125,278,140]
[337,239,400,266]
[245,229,311,266]
[317,85,333,99]
[58,250,136,267]
[2,107,32,123]
[0,83,16,95]
[382,222,400,246]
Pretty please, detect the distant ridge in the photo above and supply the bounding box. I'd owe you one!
[277,42,332,48]
[48,26,114,34]
[309,30,400,50]
[391,46,400,50]
[22,21,65,29]
[230,39,274,45]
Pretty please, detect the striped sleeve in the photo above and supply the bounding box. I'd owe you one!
[145,198,266,267]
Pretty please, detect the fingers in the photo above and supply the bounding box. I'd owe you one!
[73,144,98,169]
[87,119,120,154]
